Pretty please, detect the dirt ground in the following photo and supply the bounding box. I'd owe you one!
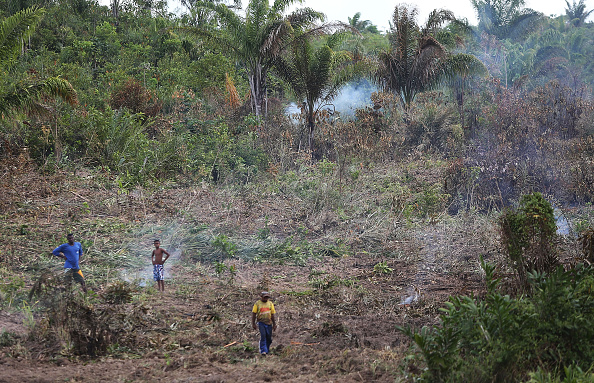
[0,166,499,382]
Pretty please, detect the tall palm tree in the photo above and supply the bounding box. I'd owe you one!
[442,54,488,129]
[348,12,379,34]
[565,0,593,27]
[273,30,368,153]
[187,0,324,118]
[374,6,453,111]
[375,5,486,117]
[0,7,77,117]
[471,0,541,40]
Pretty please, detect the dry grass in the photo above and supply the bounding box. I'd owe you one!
[0,152,590,382]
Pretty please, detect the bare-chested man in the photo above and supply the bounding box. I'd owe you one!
[151,239,170,291]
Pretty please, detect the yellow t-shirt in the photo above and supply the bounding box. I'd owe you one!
[252,300,276,325]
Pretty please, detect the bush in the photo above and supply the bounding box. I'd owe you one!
[500,192,559,288]
[110,78,162,118]
[85,108,185,186]
[579,227,594,263]
[399,260,594,382]
[28,270,152,357]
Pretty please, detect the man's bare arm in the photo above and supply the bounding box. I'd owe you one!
[163,249,171,262]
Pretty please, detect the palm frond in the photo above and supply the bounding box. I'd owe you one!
[285,8,325,30]
[270,0,300,16]
[441,53,488,83]
[0,6,45,68]
[422,9,456,35]
[0,76,77,117]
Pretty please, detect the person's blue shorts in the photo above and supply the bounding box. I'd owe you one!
[153,264,164,281]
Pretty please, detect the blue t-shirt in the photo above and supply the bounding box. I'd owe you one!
[52,242,83,269]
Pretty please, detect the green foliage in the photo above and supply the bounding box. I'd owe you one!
[0,331,17,347]
[579,227,594,263]
[0,6,44,69]
[500,192,559,287]
[308,271,356,290]
[375,5,477,111]
[565,0,593,27]
[348,12,380,34]
[272,29,370,152]
[0,7,78,120]
[400,260,594,382]
[0,268,25,308]
[211,234,237,258]
[82,108,185,186]
[373,261,393,274]
[213,261,237,284]
[187,0,324,117]
[183,122,268,183]
[528,365,594,382]
[214,261,227,276]
[253,236,315,266]
[471,0,542,40]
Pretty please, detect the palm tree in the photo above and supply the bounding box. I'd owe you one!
[375,5,487,118]
[0,7,77,117]
[442,54,488,129]
[348,12,379,34]
[187,0,324,118]
[273,30,368,153]
[180,0,240,11]
[471,0,541,40]
[375,6,453,111]
[565,0,593,27]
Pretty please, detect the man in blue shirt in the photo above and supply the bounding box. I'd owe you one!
[52,233,87,292]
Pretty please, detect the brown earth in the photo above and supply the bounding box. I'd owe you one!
[0,163,502,382]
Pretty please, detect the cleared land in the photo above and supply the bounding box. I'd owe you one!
[1,159,579,382]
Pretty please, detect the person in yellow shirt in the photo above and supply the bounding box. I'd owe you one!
[252,291,277,355]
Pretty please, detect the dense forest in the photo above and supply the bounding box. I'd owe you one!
[1,0,594,382]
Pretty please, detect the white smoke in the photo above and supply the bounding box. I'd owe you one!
[330,80,377,116]
[285,80,378,119]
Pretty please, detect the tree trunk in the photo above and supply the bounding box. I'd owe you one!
[307,102,315,156]
[249,63,266,118]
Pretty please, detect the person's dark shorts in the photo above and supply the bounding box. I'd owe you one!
[64,268,85,284]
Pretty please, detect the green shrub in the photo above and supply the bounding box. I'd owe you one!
[373,261,393,274]
[84,108,184,186]
[399,260,594,383]
[579,227,594,263]
[528,365,594,383]
[500,192,559,288]
[214,261,227,277]
[0,331,17,347]
[211,234,237,258]
[0,269,25,308]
